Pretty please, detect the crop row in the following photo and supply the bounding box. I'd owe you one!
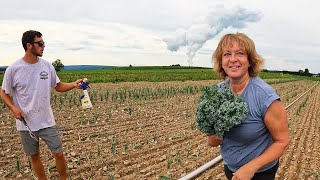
[0,79,317,179]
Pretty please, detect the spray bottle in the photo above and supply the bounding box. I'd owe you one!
[80,78,93,109]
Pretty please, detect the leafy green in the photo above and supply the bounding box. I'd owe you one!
[196,82,248,138]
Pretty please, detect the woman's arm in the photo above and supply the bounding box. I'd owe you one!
[232,100,289,180]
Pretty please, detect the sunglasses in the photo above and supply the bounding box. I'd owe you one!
[32,41,45,47]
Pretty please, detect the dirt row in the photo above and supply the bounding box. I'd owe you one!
[0,80,318,180]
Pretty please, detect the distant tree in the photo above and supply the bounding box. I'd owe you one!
[298,70,304,73]
[129,64,133,68]
[52,59,64,71]
[303,68,311,76]
[0,66,7,74]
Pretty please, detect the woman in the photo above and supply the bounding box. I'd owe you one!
[209,33,289,180]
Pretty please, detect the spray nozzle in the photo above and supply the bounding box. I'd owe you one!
[81,78,90,90]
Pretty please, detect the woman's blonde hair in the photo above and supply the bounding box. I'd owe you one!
[212,33,263,79]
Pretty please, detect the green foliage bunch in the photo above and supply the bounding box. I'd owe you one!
[196,82,249,138]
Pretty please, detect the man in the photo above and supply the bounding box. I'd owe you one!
[0,30,82,180]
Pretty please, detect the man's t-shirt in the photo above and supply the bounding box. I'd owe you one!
[2,58,60,131]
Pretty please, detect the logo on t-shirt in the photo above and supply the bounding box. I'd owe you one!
[40,71,48,80]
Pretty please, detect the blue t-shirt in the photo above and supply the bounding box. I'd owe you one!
[220,76,280,173]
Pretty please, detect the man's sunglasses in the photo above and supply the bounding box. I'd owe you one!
[32,41,45,47]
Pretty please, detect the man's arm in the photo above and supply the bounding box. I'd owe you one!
[0,88,23,119]
[54,79,82,92]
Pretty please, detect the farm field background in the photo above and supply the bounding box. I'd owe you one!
[0,66,309,85]
[0,67,319,179]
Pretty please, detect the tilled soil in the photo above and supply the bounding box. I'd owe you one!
[0,80,318,180]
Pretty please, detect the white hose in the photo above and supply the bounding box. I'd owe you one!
[179,155,222,180]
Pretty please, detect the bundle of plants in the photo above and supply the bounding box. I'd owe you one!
[196,82,249,138]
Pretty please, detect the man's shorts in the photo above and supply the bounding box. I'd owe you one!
[19,125,63,156]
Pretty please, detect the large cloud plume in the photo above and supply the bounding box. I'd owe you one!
[163,5,262,66]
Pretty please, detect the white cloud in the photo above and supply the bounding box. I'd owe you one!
[0,0,319,73]
[163,5,262,66]
[0,20,168,66]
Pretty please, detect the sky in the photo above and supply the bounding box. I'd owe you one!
[0,0,319,74]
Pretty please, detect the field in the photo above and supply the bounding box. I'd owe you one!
[0,74,319,179]
[0,66,303,85]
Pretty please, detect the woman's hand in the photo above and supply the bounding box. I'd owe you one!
[207,134,223,147]
[232,163,257,180]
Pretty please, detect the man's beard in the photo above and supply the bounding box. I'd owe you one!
[31,48,43,57]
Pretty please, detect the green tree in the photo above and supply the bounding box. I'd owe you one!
[52,59,64,71]
[303,68,311,76]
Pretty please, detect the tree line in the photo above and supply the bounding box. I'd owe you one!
[262,68,318,77]
[1,60,319,77]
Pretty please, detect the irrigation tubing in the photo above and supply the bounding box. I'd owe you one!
[179,82,318,180]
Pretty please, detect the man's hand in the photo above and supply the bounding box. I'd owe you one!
[0,89,24,120]
[11,106,24,120]
[55,79,83,92]
[74,79,83,89]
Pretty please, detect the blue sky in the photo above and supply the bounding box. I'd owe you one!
[0,0,319,73]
